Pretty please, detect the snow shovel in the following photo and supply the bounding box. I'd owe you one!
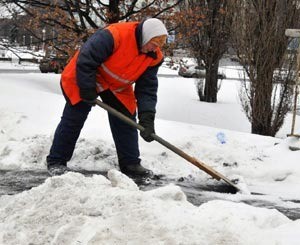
[95,99,240,193]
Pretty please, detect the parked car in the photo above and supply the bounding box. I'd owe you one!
[178,64,226,79]
[39,56,67,74]
[39,47,68,74]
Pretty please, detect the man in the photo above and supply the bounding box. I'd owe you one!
[46,18,168,178]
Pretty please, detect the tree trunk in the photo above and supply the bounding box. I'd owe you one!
[203,60,219,102]
[108,0,120,23]
[251,75,274,136]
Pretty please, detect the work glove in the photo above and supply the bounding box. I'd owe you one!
[80,88,98,106]
[138,112,155,142]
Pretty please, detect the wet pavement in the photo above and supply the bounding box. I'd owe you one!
[0,69,40,73]
[0,169,299,221]
[0,170,50,195]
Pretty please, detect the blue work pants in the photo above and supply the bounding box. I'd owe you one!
[47,101,140,167]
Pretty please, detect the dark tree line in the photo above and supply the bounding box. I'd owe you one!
[0,0,183,56]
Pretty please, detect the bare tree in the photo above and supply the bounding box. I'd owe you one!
[231,1,299,136]
[0,0,183,56]
[176,0,233,102]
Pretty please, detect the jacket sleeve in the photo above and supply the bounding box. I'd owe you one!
[134,64,161,114]
[76,29,114,89]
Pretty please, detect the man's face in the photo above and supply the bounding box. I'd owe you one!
[141,41,159,53]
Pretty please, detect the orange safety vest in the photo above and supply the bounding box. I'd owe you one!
[61,22,163,114]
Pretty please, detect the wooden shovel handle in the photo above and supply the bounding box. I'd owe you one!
[95,99,239,190]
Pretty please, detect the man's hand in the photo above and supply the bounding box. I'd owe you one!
[80,88,98,106]
[138,112,155,142]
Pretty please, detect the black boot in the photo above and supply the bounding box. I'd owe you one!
[120,163,153,178]
[47,158,71,176]
[47,164,71,176]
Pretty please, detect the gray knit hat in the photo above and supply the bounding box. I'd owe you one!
[142,18,168,46]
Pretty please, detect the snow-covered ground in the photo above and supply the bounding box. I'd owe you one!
[0,59,300,244]
[0,61,40,70]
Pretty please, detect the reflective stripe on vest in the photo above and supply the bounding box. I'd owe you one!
[96,82,104,92]
[100,63,135,92]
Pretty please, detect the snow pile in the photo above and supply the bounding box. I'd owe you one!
[1,171,299,245]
